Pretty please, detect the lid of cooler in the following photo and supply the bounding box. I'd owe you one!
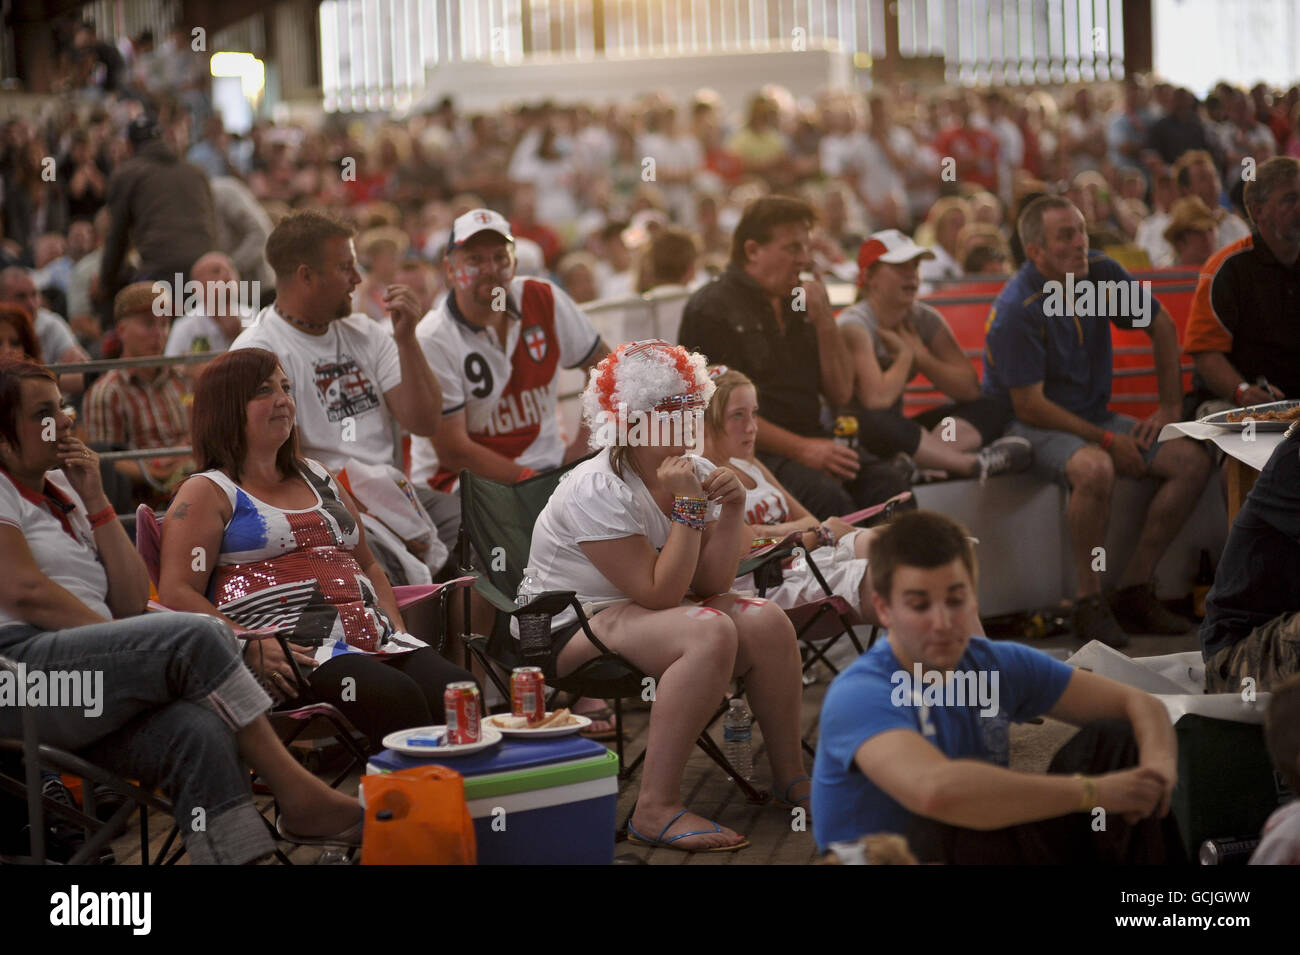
[367,734,611,778]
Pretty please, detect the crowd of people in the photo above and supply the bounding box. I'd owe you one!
[1,17,1299,865]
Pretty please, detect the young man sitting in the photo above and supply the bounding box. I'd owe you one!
[812,509,1185,863]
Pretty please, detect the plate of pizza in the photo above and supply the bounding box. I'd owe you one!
[1199,399,1300,431]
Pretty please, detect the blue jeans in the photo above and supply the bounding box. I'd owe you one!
[0,612,275,864]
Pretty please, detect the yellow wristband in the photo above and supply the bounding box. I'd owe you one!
[1075,773,1098,812]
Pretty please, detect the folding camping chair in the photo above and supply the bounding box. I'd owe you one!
[0,653,177,865]
[456,459,767,802]
[134,505,474,860]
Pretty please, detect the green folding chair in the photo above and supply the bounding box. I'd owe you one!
[456,458,767,801]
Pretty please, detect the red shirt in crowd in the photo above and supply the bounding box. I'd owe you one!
[932,125,1001,192]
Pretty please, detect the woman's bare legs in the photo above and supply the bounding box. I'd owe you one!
[237,716,361,836]
[702,592,808,804]
[912,417,985,476]
[558,602,744,849]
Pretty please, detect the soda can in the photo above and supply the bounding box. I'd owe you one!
[1198,837,1259,865]
[444,681,481,744]
[511,667,546,723]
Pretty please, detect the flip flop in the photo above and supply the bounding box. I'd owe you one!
[276,816,363,848]
[773,776,812,811]
[626,809,750,853]
[573,700,619,740]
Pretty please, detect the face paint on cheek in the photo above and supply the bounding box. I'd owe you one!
[450,263,484,291]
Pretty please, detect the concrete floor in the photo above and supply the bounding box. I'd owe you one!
[102,626,1202,866]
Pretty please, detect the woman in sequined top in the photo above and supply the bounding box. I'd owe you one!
[158,348,476,748]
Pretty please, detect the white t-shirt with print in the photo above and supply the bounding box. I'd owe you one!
[0,470,111,626]
[526,450,719,633]
[165,308,252,357]
[232,307,402,473]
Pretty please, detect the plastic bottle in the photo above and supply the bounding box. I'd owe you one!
[723,698,754,781]
[515,567,550,661]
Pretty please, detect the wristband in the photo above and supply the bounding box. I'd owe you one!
[1074,773,1098,813]
[815,524,835,548]
[1234,381,1250,405]
[515,467,537,482]
[1099,430,1115,451]
[87,505,116,529]
[670,495,708,531]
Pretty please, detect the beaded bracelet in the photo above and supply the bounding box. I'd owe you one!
[815,524,835,548]
[670,495,708,531]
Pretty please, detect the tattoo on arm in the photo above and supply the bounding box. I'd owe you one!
[172,502,191,521]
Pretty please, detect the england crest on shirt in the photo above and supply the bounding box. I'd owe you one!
[522,324,548,363]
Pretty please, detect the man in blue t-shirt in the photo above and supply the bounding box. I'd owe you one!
[982,196,1212,649]
[813,510,1182,863]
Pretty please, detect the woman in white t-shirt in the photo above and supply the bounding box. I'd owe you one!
[529,342,810,852]
[702,367,878,619]
[0,357,361,862]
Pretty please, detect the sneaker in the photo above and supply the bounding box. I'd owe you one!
[974,436,1034,483]
[35,777,115,865]
[1073,594,1129,649]
[1111,583,1194,635]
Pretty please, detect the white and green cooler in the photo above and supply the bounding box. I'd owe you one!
[367,735,619,864]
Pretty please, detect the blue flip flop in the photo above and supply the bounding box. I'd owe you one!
[627,809,750,853]
[774,776,812,810]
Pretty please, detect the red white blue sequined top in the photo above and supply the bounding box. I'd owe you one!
[196,458,425,661]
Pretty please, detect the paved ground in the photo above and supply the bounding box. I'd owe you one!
[101,626,1200,866]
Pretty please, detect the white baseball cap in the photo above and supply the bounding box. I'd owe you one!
[856,229,935,284]
[448,208,514,252]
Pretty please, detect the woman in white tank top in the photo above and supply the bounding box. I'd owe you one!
[703,367,879,620]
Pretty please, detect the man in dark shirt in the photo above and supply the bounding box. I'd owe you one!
[983,196,1213,649]
[678,196,910,518]
[1201,425,1300,692]
[1183,157,1300,416]
[1146,88,1219,167]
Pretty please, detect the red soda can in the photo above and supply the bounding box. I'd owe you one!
[444,681,481,744]
[511,667,546,723]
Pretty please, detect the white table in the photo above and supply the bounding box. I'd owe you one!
[1159,421,1286,523]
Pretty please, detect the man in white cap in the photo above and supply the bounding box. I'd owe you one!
[412,208,608,494]
[415,208,613,736]
[837,230,1030,481]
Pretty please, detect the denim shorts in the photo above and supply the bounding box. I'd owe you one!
[1007,412,1161,486]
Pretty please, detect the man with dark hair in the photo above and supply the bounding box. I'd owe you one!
[643,227,698,292]
[83,282,191,505]
[1183,156,1300,416]
[99,115,217,298]
[984,196,1212,648]
[813,508,1183,864]
[679,196,910,518]
[232,211,449,576]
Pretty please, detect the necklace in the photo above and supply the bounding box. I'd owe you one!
[274,304,329,335]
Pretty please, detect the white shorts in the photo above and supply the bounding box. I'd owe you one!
[735,530,869,616]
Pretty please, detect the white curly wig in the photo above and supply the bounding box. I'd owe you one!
[581,340,716,448]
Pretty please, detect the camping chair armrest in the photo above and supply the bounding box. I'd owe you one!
[393,576,475,612]
[737,542,797,579]
[470,572,521,614]
[237,628,315,697]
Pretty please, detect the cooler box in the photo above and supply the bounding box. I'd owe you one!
[367,735,618,865]
[1171,714,1293,855]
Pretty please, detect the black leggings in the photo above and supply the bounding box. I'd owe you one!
[304,648,479,750]
[855,397,1013,459]
[905,720,1188,865]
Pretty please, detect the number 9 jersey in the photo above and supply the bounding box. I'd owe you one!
[412,275,602,492]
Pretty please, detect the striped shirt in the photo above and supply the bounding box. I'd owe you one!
[83,365,191,451]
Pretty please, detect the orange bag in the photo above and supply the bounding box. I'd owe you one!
[361,765,477,865]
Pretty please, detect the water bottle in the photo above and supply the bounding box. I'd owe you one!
[515,567,551,663]
[722,698,754,781]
